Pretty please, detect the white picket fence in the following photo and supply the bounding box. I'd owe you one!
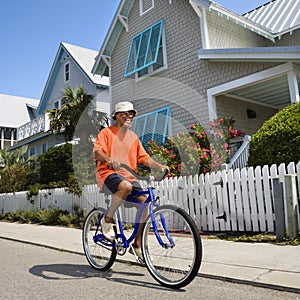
[1,162,299,233]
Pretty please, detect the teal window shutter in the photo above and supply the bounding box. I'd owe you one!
[124,20,164,77]
[133,107,170,148]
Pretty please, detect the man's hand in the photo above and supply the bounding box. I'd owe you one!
[107,159,121,170]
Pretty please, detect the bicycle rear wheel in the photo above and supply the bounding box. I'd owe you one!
[82,208,117,271]
[142,205,202,289]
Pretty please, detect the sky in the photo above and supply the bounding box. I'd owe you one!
[0,0,269,100]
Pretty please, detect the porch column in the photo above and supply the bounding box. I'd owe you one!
[0,128,4,149]
[10,129,15,146]
[208,94,217,121]
[287,70,300,103]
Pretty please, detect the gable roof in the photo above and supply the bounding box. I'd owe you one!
[37,42,109,114]
[92,0,135,76]
[0,94,39,128]
[93,0,300,76]
[62,42,109,86]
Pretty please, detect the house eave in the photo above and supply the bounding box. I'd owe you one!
[197,46,300,62]
[190,0,275,42]
[92,0,135,76]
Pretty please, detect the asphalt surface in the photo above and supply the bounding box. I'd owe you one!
[0,222,299,294]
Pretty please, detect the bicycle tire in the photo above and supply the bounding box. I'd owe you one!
[142,205,202,289]
[82,208,117,271]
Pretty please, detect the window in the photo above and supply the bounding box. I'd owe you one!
[29,147,35,157]
[140,0,154,15]
[42,143,47,154]
[132,107,170,148]
[61,97,66,106]
[124,19,166,78]
[64,63,70,82]
[54,101,59,109]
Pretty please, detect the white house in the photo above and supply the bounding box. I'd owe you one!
[0,94,39,150]
[11,42,110,156]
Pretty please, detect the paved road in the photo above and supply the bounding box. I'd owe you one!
[0,239,299,300]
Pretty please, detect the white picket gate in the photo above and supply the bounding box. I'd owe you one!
[0,162,299,233]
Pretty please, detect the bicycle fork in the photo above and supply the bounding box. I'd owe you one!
[150,205,175,249]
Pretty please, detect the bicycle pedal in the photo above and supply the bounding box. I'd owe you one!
[115,239,126,255]
[136,257,144,264]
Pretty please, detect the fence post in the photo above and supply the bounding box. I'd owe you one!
[284,174,299,239]
[273,178,285,241]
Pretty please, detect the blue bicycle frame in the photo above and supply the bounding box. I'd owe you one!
[94,186,175,250]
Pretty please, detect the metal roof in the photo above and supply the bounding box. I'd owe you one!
[243,0,300,36]
[227,75,298,108]
[0,94,39,128]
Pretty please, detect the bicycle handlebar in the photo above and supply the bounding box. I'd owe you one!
[120,163,168,182]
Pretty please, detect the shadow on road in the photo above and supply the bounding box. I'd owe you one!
[29,263,185,292]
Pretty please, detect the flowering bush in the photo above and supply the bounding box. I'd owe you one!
[146,116,245,177]
[208,116,245,142]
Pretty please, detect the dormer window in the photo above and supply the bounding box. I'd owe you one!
[64,62,70,82]
[140,0,154,15]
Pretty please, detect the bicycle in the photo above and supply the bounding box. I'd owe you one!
[82,164,202,289]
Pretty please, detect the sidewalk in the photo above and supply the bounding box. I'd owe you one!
[0,221,299,293]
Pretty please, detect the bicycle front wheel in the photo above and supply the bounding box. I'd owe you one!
[142,205,202,289]
[82,208,117,271]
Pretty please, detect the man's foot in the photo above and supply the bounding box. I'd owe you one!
[100,217,115,241]
[129,244,144,263]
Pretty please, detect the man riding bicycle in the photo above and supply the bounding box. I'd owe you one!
[93,101,169,259]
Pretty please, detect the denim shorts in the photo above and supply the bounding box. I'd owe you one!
[102,173,143,195]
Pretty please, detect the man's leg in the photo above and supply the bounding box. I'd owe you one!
[132,195,148,249]
[101,179,132,241]
[105,180,132,222]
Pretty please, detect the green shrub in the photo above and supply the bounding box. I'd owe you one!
[6,210,21,222]
[58,213,74,226]
[0,208,87,228]
[19,210,38,223]
[248,103,300,167]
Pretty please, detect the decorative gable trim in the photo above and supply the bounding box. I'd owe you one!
[118,14,128,31]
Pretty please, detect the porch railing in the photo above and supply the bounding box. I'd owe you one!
[226,135,251,170]
[17,114,51,142]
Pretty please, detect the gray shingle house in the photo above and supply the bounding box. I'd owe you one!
[92,0,300,148]
[11,42,109,156]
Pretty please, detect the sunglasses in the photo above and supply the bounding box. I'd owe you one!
[118,111,136,118]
